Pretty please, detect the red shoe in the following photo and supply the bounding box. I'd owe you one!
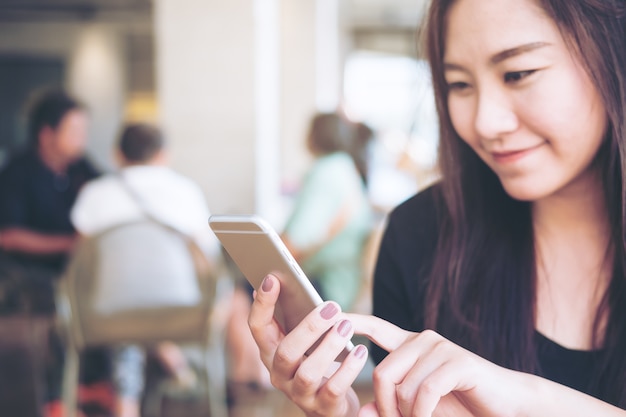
[42,401,87,417]
[43,401,64,417]
[78,381,115,410]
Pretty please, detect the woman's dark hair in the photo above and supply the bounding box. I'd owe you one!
[28,90,84,146]
[422,0,626,406]
[307,113,354,155]
[307,112,372,185]
[352,122,374,186]
[118,123,164,163]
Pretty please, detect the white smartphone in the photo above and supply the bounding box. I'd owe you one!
[208,214,354,361]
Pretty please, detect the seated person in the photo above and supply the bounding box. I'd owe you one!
[70,123,219,417]
[0,89,99,310]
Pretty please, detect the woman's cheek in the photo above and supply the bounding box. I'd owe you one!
[448,98,477,149]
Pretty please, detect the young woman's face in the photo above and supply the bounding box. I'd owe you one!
[443,0,608,201]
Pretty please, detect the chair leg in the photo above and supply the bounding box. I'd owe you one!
[61,347,79,417]
[203,342,228,417]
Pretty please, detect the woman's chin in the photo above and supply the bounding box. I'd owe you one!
[500,180,551,202]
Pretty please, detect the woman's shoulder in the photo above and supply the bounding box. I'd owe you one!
[378,182,444,276]
[314,151,353,169]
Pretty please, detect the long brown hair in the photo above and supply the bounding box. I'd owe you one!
[422,0,626,406]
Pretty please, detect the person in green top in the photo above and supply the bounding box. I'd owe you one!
[281,112,373,310]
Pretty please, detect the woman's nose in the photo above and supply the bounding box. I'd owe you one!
[473,88,519,141]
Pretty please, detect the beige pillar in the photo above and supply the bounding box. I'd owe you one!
[155,0,279,216]
[155,0,342,221]
[279,0,344,218]
[67,24,127,170]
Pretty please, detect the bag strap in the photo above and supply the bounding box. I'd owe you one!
[115,172,215,301]
[116,172,191,241]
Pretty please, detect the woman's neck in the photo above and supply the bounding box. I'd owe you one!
[532,172,609,243]
[532,171,613,349]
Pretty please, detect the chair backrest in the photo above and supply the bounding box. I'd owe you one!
[61,220,216,349]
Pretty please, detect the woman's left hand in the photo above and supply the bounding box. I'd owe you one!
[348,314,520,417]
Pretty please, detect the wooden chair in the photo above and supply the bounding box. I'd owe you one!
[56,219,231,417]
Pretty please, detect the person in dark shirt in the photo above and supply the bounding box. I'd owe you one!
[246,0,626,416]
[0,90,99,273]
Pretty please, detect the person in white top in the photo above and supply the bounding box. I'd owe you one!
[71,123,218,417]
[71,131,218,257]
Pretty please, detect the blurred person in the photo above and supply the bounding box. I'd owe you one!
[0,90,99,307]
[70,123,218,417]
[281,112,374,311]
[247,0,626,416]
[0,90,100,417]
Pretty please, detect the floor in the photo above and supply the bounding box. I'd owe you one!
[228,383,375,417]
[1,352,375,417]
[157,382,374,417]
[0,315,376,417]
[159,355,376,417]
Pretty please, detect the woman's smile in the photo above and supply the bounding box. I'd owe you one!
[489,142,546,165]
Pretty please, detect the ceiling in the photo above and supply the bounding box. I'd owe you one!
[0,0,151,21]
[348,0,425,28]
[0,0,423,27]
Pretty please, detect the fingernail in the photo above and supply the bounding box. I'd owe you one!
[354,345,367,359]
[337,320,352,337]
[320,303,338,320]
[261,275,273,292]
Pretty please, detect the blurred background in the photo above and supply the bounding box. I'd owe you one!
[0,1,441,416]
[0,0,438,227]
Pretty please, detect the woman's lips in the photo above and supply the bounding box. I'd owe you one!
[491,143,544,164]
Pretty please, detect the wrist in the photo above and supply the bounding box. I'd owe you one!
[511,371,539,417]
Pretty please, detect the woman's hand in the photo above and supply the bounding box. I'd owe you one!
[352,315,626,417]
[349,315,520,417]
[248,274,370,417]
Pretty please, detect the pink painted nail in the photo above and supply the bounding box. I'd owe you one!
[320,303,338,320]
[261,275,273,292]
[337,320,352,337]
[354,345,367,359]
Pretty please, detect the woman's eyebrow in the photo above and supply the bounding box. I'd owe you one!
[490,41,551,65]
[444,42,552,73]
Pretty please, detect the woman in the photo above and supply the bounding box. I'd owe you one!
[282,112,373,310]
[249,0,626,416]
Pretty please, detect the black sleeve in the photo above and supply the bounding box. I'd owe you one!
[369,185,441,365]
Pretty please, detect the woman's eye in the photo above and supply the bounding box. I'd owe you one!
[446,81,470,92]
[504,70,536,83]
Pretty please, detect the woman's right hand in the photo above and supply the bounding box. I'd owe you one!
[248,274,370,417]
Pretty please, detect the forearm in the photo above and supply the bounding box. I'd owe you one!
[0,227,77,255]
[516,371,626,417]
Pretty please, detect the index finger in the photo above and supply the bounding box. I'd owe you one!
[345,313,413,352]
